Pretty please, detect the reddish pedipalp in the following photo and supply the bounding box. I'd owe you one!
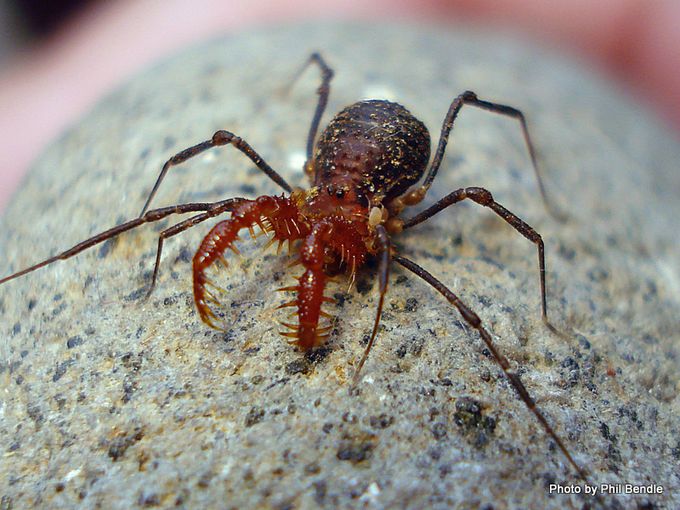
[277,217,368,349]
[192,195,307,327]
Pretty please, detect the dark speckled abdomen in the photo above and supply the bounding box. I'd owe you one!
[312,100,431,201]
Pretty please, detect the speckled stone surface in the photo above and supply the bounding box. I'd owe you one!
[1,23,678,510]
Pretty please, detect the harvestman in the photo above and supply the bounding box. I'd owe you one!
[1,53,599,498]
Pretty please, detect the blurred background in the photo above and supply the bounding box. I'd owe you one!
[0,0,678,211]
[0,1,97,63]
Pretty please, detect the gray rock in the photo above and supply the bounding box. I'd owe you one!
[1,22,678,510]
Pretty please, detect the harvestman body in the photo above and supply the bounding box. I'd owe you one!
[1,53,600,499]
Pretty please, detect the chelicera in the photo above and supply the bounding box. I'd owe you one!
[1,53,596,493]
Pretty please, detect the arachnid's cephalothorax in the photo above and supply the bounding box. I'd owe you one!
[1,54,596,496]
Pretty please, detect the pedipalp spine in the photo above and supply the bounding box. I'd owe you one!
[192,196,306,328]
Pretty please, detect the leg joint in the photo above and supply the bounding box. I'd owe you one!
[465,186,493,205]
[458,304,481,327]
[212,130,236,145]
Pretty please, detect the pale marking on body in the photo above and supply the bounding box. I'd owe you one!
[368,206,384,227]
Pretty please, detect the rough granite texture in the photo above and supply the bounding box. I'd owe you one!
[1,23,678,510]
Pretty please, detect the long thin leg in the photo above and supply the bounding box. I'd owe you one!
[0,198,244,286]
[147,210,226,298]
[139,130,292,216]
[393,255,593,487]
[352,224,390,385]
[417,91,553,215]
[284,53,334,182]
[402,186,561,335]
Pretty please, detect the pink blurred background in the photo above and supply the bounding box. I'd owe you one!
[1,0,678,212]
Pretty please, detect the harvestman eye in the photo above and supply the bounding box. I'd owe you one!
[0,52,603,506]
